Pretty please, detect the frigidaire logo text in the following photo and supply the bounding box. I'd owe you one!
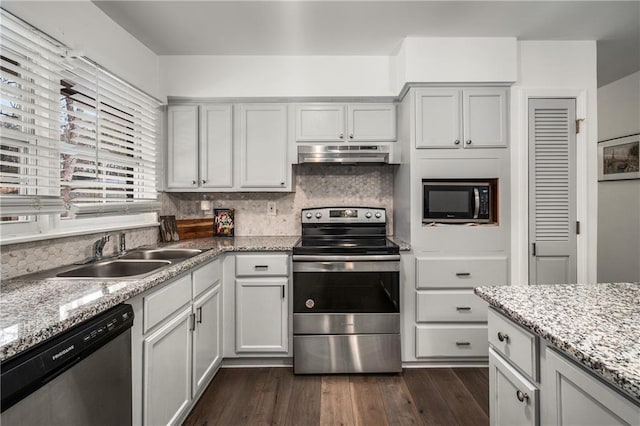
[52,345,74,360]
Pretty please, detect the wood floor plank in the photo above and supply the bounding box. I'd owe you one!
[245,367,294,426]
[215,368,265,426]
[320,375,355,426]
[183,368,240,426]
[349,375,390,426]
[452,368,490,417]
[285,374,322,426]
[377,375,422,426]
[377,374,422,426]
[426,369,488,426]
[403,368,460,426]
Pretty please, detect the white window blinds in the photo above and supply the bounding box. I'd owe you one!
[0,11,66,216]
[61,58,161,217]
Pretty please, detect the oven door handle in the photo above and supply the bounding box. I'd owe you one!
[292,254,400,262]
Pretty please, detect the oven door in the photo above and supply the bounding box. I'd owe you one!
[292,255,400,335]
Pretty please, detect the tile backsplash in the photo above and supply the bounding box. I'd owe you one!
[1,226,158,280]
[161,164,395,236]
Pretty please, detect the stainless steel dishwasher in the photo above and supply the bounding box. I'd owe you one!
[1,304,134,425]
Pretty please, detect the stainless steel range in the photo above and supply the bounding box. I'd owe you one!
[292,207,401,374]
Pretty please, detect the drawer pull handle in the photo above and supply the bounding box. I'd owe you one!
[456,272,471,277]
[497,332,510,343]
[254,265,269,270]
[197,307,203,324]
[456,306,471,311]
[455,341,471,346]
[516,390,529,402]
[190,313,196,331]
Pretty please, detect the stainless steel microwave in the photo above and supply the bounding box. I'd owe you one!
[422,179,496,224]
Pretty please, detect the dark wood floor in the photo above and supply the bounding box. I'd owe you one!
[184,367,489,426]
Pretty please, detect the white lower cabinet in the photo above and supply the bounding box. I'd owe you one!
[488,308,640,426]
[489,348,538,426]
[192,285,222,397]
[132,258,223,426]
[143,307,193,426]
[236,277,288,352]
[542,347,640,426]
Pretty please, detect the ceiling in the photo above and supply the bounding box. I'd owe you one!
[93,1,640,87]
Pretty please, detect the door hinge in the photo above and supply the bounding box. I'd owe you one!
[576,221,581,235]
[532,242,537,257]
[575,118,584,134]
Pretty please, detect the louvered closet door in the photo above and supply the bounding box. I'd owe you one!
[528,99,577,285]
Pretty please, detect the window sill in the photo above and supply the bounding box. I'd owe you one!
[0,222,160,246]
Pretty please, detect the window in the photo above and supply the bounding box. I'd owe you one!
[0,10,161,241]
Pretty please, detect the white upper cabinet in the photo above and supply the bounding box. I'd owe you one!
[167,105,199,188]
[167,104,233,190]
[238,104,289,189]
[295,103,396,142]
[416,87,508,149]
[199,104,233,188]
[296,104,346,141]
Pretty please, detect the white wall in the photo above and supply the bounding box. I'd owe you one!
[3,0,162,100]
[160,55,394,98]
[597,71,640,283]
[510,41,599,285]
[394,37,518,91]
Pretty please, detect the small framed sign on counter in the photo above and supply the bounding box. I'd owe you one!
[214,208,235,237]
[598,134,639,181]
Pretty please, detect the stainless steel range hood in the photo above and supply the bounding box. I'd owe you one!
[297,145,391,164]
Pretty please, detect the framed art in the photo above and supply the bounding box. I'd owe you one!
[214,208,235,237]
[598,134,639,181]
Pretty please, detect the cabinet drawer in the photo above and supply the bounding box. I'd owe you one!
[416,256,507,288]
[489,348,538,426]
[235,254,288,277]
[416,290,488,322]
[192,258,222,298]
[488,308,538,380]
[415,324,488,358]
[143,274,192,333]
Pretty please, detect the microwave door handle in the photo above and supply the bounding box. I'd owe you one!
[473,187,480,219]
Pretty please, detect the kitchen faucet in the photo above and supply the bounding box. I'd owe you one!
[92,234,110,260]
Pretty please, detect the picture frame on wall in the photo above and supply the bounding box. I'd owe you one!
[598,134,640,181]
[214,208,235,237]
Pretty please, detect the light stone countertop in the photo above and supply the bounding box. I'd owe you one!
[0,235,410,362]
[0,236,299,362]
[475,282,640,402]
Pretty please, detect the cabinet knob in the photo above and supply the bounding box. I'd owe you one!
[280,182,285,186]
[191,180,197,185]
[516,390,529,402]
[454,139,461,145]
[339,133,344,139]
[202,179,207,184]
[466,139,472,145]
[497,332,510,343]
[349,134,354,139]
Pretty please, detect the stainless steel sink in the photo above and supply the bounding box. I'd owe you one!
[56,259,171,278]
[119,248,203,261]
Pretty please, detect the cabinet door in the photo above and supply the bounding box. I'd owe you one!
[347,104,396,142]
[463,88,508,148]
[192,284,222,398]
[199,104,233,188]
[542,347,640,425]
[415,89,461,148]
[489,348,538,426]
[143,307,192,426]
[236,277,288,352]
[167,105,199,188]
[295,104,345,142]
[238,104,289,189]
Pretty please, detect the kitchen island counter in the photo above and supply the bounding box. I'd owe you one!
[0,236,299,362]
[475,282,640,402]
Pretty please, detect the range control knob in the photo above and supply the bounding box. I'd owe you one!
[315,212,322,219]
[305,212,312,219]
[365,212,372,218]
[375,212,382,219]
